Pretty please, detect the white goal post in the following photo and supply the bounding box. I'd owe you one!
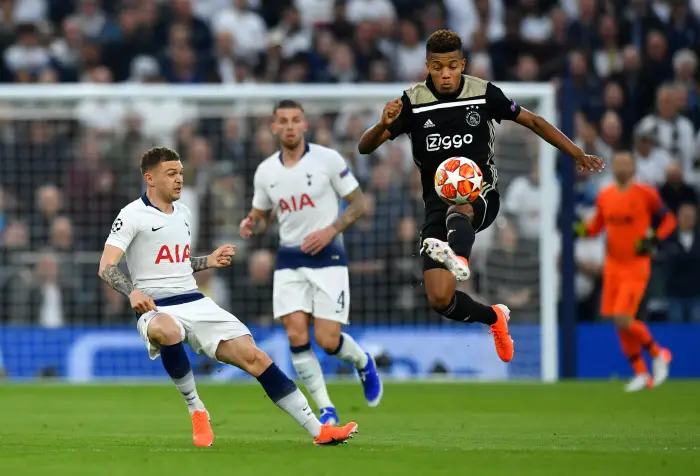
[0,82,558,383]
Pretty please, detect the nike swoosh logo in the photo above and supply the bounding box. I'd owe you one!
[152,226,164,232]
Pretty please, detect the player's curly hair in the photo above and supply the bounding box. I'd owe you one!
[140,146,181,174]
[426,29,463,55]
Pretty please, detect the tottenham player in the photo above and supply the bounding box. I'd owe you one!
[98,146,358,447]
[240,100,382,426]
[358,30,604,362]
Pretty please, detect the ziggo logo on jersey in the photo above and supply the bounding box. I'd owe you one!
[155,244,190,264]
[425,133,473,151]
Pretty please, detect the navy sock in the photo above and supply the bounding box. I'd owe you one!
[257,362,298,403]
[446,210,475,259]
[160,342,191,379]
[439,291,497,325]
[324,334,344,356]
[290,342,312,354]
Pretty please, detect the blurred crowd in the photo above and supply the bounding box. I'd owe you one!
[2,0,700,328]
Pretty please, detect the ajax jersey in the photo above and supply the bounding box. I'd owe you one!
[105,194,198,300]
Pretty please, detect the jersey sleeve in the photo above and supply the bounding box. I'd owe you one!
[251,166,273,211]
[486,82,521,123]
[586,192,606,237]
[642,184,677,239]
[104,209,139,252]
[328,150,360,197]
[387,93,413,140]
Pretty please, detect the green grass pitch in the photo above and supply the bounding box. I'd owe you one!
[1,381,699,476]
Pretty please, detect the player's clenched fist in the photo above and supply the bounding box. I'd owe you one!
[129,289,157,314]
[239,215,254,238]
[381,98,403,127]
[208,244,236,267]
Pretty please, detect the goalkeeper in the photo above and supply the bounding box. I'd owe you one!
[575,150,675,392]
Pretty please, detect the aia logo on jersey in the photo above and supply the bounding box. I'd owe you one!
[155,244,191,264]
[279,194,315,213]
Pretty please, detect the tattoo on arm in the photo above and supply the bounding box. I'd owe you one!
[190,256,210,273]
[100,264,134,297]
[333,188,366,234]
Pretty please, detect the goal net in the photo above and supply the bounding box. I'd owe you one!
[0,83,557,382]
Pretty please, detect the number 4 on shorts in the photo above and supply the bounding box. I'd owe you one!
[336,290,345,313]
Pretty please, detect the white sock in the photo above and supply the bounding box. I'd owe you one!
[291,349,334,409]
[275,388,322,438]
[173,371,206,414]
[335,333,369,369]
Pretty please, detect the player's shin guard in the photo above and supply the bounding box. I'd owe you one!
[160,343,206,413]
[326,333,369,369]
[617,329,649,375]
[257,362,322,438]
[439,291,498,325]
[290,343,334,410]
[628,320,661,358]
[446,210,476,259]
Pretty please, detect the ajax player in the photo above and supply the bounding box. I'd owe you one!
[576,151,674,391]
[358,29,605,362]
[240,100,382,426]
[98,146,358,446]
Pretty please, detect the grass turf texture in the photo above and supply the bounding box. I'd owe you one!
[1,381,698,476]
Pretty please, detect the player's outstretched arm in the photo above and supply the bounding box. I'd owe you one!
[99,244,157,313]
[514,108,605,172]
[358,98,403,154]
[191,244,236,271]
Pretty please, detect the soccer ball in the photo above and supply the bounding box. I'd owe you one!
[434,157,484,204]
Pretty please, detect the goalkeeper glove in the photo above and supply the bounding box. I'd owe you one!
[573,221,588,237]
[635,230,659,256]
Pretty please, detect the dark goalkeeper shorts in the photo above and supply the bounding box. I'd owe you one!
[419,185,501,272]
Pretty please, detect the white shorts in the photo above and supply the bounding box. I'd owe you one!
[273,266,350,324]
[136,297,251,361]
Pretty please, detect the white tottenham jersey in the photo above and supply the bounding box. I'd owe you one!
[105,195,198,300]
[252,143,360,248]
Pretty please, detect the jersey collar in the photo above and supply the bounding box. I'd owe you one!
[426,74,465,101]
[278,142,310,165]
[142,192,175,214]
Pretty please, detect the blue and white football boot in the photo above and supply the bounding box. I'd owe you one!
[319,407,340,426]
[358,352,383,407]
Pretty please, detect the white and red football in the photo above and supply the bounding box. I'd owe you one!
[434,157,484,204]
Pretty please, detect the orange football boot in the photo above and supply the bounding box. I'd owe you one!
[490,304,514,362]
[313,422,359,446]
[191,410,214,447]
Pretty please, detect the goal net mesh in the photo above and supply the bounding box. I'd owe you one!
[0,86,552,381]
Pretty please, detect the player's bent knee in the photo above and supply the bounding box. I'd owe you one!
[613,315,634,329]
[425,289,454,312]
[448,203,474,220]
[281,313,311,346]
[216,336,273,376]
[147,314,182,345]
[239,346,273,376]
[314,327,342,353]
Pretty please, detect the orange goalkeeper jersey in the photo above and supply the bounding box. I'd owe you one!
[585,181,676,272]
